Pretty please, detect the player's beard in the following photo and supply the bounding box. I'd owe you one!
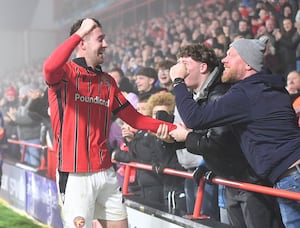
[97,52,104,64]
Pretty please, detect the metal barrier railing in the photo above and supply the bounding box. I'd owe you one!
[120,161,300,219]
[6,139,300,220]
[7,139,48,171]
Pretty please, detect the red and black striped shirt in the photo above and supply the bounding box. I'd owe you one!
[43,34,176,173]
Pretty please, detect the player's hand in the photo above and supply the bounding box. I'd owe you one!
[76,18,97,38]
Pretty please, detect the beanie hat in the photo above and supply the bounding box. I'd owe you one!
[136,67,158,81]
[230,37,268,72]
[5,86,17,97]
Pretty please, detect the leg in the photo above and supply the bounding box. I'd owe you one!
[225,187,247,228]
[98,219,128,228]
[275,171,300,228]
[218,185,230,225]
[201,182,220,221]
[143,185,164,204]
[239,190,284,228]
[56,171,95,228]
[95,167,128,228]
[184,178,196,214]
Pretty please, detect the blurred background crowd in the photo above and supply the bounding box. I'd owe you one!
[1,0,300,222]
[1,0,300,96]
[1,0,300,171]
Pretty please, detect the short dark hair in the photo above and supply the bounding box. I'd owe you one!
[109,67,124,78]
[135,67,158,81]
[177,43,218,72]
[69,18,102,36]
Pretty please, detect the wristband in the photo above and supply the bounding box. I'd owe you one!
[173,77,185,87]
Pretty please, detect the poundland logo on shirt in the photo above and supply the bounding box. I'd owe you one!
[75,93,109,107]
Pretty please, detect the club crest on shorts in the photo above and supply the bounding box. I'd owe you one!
[73,216,85,228]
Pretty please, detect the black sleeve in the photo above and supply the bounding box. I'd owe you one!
[185,126,247,179]
[185,127,226,156]
[114,147,134,163]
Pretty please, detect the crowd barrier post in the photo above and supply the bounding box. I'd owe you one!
[122,164,131,195]
[185,177,210,219]
[20,144,26,163]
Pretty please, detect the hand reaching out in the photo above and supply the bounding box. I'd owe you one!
[156,124,175,143]
[169,123,192,142]
[156,123,192,143]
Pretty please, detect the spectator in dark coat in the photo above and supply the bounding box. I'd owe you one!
[274,17,300,77]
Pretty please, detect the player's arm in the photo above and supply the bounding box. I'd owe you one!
[116,102,176,133]
[43,18,97,85]
[43,35,81,85]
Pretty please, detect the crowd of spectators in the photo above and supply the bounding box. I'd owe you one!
[1,0,300,99]
[0,63,46,163]
[102,0,300,78]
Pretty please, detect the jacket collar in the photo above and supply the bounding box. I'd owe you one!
[242,71,286,89]
[72,57,103,74]
[194,65,221,101]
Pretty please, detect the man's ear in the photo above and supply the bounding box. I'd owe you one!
[245,64,252,71]
[199,62,208,73]
[149,78,155,85]
[78,39,86,50]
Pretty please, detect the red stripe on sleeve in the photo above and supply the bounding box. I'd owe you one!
[43,34,82,85]
[117,104,177,133]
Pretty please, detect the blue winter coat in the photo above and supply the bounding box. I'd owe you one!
[175,71,300,184]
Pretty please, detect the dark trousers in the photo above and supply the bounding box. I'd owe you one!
[185,178,220,220]
[141,185,164,204]
[225,187,284,228]
[164,189,186,213]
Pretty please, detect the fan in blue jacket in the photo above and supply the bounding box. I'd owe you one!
[169,37,300,228]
